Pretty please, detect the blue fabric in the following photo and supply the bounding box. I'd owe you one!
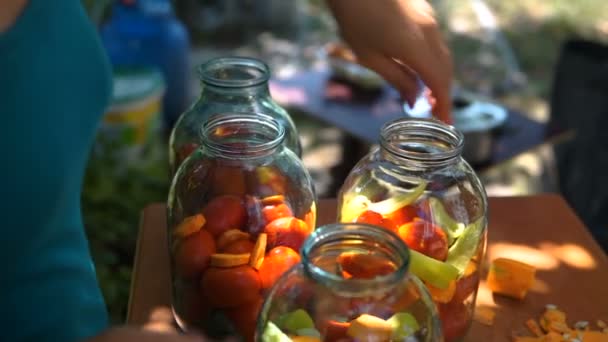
[0,0,111,341]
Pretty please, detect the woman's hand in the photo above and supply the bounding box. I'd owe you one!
[327,0,453,123]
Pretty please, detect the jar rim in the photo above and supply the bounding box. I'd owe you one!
[198,57,270,88]
[200,112,285,158]
[380,118,464,166]
[301,223,410,295]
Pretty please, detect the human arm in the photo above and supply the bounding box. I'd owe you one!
[326,0,453,123]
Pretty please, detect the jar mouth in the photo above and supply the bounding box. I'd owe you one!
[380,118,464,166]
[301,223,410,296]
[201,113,285,158]
[198,57,270,88]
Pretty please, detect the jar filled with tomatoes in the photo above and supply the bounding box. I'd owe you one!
[257,223,442,342]
[337,118,488,342]
[169,56,302,175]
[167,112,316,340]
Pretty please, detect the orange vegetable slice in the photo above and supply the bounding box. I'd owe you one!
[173,214,206,238]
[209,253,251,268]
[261,195,286,206]
[217,229,251,251]
[487,258,536,300]
[249,233,267,270]
[426,280,456,303]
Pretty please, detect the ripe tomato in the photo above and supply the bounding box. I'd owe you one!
[439,302,470,342]
[200,265,261,308]
[321,320,350,342]
[174,228,216,278]
[384,205,418,227]
[264,217,311,252]
[211,164,246,196]
[222,239,255,254]
[397,219,448,261]
[338,252,396,279]
[225,296,263,342]
[176,283,210,324]
[355,210,397,231]
[203,195,247,237]
[262,203,293,224]
[258,246,301,290]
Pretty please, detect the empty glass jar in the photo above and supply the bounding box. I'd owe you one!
[337,118,488,342]
[167,113,315,341]
[169,56,301,175]
[257,223,442,342]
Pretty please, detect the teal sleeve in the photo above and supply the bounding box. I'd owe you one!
[0,0,112,341]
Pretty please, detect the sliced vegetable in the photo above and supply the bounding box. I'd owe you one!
[216,229,250,251]
[173,214,205,238]
[340,181,427,223]
[250,233,267,270]
[262,322,292,342]
[409,249,459,289]
[387,312,420,339]
[294,328,321,338]
[277,309,315,334]
[209,253,251,268]
[426,280,456,303]
[347,314,393,341]
[487,258,536,300]
[445,218,485,275]
[428,197,465,245]
[290,336,319,342]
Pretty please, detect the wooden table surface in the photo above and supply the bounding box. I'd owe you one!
[127,194,608,341]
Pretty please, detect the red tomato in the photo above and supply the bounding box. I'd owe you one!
[397,219,448,261]
[258,246,301,290]
[262,203,294,224]
[322,320,350,342]
[176,283,210,324]
[384,205,418,226]
[225,296,263,342]
[337,252,396,279]
[355,210,397,231]
[174,229,216,278]
[439,302,471,342]
[202,195,247,237]
[211,164,246,196]
[222,239,255,254]
[200,265,261,308]
[452,272,480,303]
[264,217,311,251]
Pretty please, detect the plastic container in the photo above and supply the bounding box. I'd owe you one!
[337,118,488,342]
[167,113,316,340]
[257,223,443,342]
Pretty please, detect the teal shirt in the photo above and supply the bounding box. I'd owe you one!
[0,0,111,340]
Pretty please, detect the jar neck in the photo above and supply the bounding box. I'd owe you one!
[200,113,285,159]
[198,56,272,100]
[379,118,464,170]
[301,223,410,297]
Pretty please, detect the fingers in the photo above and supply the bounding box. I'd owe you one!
[356,53,421,107]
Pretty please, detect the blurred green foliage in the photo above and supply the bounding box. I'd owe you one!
[82,136,170,323]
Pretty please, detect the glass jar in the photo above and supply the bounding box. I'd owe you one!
[257,223,443,342]
[169,56,302,175]
[167,113,316,340]
[337,118,488,342]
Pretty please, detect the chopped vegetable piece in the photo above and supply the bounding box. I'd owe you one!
[387,312,420,339]
[262,322,292,342]
[347,314,393,341]
[250,233,267,270]
[338,252,396,279]
[409,249,459,289]
[398,219,449,261]
[216,229,250,251]
[323,320,350,342]
[428,197,465,245]
[445,218,485,275]
[426,280,456,303]
[340,181,427,223]
[173,214,206,238]
[295,328,321,338]
[209,253,251,267]
[487,258,536,300]
[473,307,495,326]
[278,309,315,334]
[526,319,543,337]
[539,307,566,332]
[290,336,319,342]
